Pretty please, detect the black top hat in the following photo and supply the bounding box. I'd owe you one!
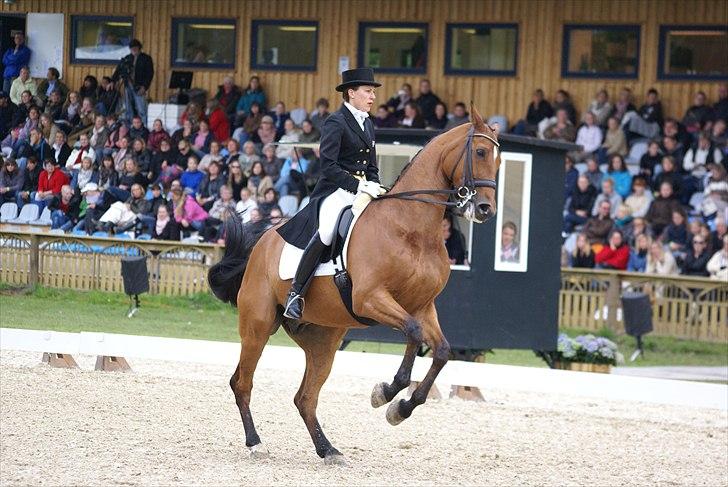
[336,68,381,92]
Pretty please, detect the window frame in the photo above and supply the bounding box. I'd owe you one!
[70,15,135,65]
[357,21,429,74]
[493,152,532,273]
[560,23,641,79]
[170,17,237,70]
[657,24,728,81]
[444,22,519,76]
[250,19,319,72]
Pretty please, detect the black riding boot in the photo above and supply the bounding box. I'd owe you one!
[283,232,328,320]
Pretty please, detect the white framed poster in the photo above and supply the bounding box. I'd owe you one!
[494,151,532,272]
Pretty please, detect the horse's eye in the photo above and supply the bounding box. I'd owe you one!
[476,148,486,157]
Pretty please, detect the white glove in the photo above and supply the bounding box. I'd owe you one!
[357,180,386,199]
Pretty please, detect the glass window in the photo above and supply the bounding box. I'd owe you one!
[494,152,532,273]
[70,16,134,64]
[445,23,518,75]
[171,18,236,68]
[562,25,640,78]
[658,26,728,80]
[251,20,318,71]
[358,22,428,73]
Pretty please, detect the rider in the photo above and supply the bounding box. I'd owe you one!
[278,68,387,319]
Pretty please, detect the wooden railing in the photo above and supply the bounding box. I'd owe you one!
[560,268,728,343]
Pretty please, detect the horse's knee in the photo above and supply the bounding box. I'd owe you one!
[432,339,451,365]
[403,317,423,343]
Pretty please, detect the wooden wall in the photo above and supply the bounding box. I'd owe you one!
[3,0,726,124]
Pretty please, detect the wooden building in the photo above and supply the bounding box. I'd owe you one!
[2,0,726,124]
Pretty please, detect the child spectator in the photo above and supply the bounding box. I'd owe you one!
[170,184,208,233]
[595,229,629,270]
[70,156,99,193]
[152,203,180,241]
[180,156,204,196]
[624,177,653,218]
[235,187,257,222]
[573,112,602,161]
[639,141,662,180]
[627,234,650,272]
[570,233,595,268]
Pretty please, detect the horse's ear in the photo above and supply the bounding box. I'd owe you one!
[469,102,485,129]
[490,122,501,136]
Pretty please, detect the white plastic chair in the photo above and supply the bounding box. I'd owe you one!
[10,204,39,224]
[278,195,300,217]
[626,140,648,165]
[0,202,18,222]
[30,207,52,226]
[289,108,308,127]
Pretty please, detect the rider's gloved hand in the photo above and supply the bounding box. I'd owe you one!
[357,180,387,199]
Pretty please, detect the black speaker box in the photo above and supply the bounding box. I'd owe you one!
[121,256,149,296]
[621,292,653,337]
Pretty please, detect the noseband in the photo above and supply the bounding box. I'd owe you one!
[377,125,499,208]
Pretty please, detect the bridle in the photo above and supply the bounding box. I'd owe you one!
[376,125,499,209]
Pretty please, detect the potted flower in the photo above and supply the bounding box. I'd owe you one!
[554,333,623,373]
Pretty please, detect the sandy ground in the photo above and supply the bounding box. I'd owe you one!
[1,350,727,487]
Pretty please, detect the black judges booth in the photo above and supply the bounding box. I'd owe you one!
[345,128,578,353]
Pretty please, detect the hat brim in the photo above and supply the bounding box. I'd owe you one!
[336,80,382,92]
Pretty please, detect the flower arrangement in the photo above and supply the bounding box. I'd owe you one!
[556,333,624,367]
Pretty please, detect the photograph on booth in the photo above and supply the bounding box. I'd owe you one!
[494,152,532,272]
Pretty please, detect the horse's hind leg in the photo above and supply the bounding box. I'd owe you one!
[286,324,347,464]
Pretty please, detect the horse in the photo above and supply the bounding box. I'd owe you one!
[208,105,501,464]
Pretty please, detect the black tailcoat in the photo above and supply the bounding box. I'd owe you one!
[277,104,378,249]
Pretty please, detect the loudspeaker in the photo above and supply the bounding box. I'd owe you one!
[121,256,149,296]
[621,292,653,337]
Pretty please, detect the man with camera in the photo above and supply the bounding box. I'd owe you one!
[112,39,154,124]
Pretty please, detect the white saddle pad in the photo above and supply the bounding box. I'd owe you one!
[278,207,365,281]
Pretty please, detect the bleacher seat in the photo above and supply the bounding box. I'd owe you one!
[137,234,152,240]
[290,107,308,127]
[488,115,509,132]
[626,140,648,165]
[298,196,310,211]
[0,202,18,222]
[9,204,39,224]
[29,207,52,226]
[278,195,299,217]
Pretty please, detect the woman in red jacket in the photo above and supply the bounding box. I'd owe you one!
[595,229,630,270]
[206,98,230,143]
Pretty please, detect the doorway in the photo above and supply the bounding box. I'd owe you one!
[0,14,27,75]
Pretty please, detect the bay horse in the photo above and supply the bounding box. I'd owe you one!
[208,105,501,464]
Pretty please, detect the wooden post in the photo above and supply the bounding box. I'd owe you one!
[449,385,485,402]
[41,352,78,368]
[95,355,131,372]
[408,381,442,400]
[28,233,40,287]
[605,273,621,332]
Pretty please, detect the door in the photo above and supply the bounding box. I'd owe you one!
[0,14,27,76]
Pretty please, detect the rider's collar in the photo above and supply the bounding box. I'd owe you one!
[344,102,369,127]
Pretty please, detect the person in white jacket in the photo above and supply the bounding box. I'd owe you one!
[64,133,96,171]
[573,112,604,162]
[706,234,728,281]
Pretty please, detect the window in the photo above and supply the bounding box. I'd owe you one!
[358,22,428,73]
[70,16,134,64]
[445,23,518,76]
[251,20,318,71]
[658,25,728,80]
[494,152,532,273]
[171,18,236,69]
[561,24,640,78]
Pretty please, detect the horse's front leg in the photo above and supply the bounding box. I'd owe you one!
[370,340,419,408]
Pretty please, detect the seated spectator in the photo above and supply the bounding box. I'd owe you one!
[267,207,285,229]
[714,83,728,122]
[624,177,653,218]
[399,101,426,129]
[244,207,267,239]
[238,140,260,175]
[572,112,603,161]
[646,240,678,275]
[662,117,691,149]
[652,155,682,196]
[88,115,108,161]
[112,136,132,172]
[152,203,180,241]
[131,137,151,173]
[9,66,36,106]
[15,127,51,165]
[300,119,320,145]
[149,138,176,184]
[639,141,662,180]
[310,97,330,132]
[606,155,632,199]
[595,229,629,270]
[570,233,595,268]
[386,83,413,119]
[78,75,98,102]
[175,140,193,169]
[445,102,469,130]
[553,89,577,125]
[584,89,612,127]
[222,138,241,168]
[108,158,147,203]
[610,87,636,124]
[49,130,71,169]
[37,67,69,105]
[147,119,170,153]
[269,101,290,139]
[646,181,683,236]
[197,161,225,211]
[96,76,116,115]
[97,183,150,234]
[12,90,34,127]
[706,234,728,281]
[583,200,614,245]
[171,119,195,147]
[592,178,622,218]
[39,113,59,146]
[543,108,575,142]
[710,218,727,252]
[661,135,685,170]
[15,155,40,209]
[442,215,466,265]
[427,102,448,130]
[661,209,689,257]
[0,92,17,139]
[583,156,603,191]
[247,161,274,203]
[58,91,81,131]
[201,185,236,242]
[207,98,230,143]
[0,157,23,203]
[18,104,40,142]
[199,140,223,173]
[170,184,208,233]
[103,116,128,157]
[34,157,68,211]
[1,125,21,159]
[624,88,663,140]
[70,156,99,193]
[43,89,63,121]
[236,187,257,222]
[234,101,263,145]
[564,155,578,199]
[98,155,118,191]
[74,182,105,234]
[681,234,711,276]
[260,143,281,182]
[180,156,204,196]
[275,150,309,197]
[257,115,277,146]
[258,187,279,216]
[191,119,213,155]
[48,184,80,231]
[374,104,398,128]
[682,91,714,137]
[563,175,597,235]
[597,116,627,164]
[710,118,726,147]
[627,233,651,272]
[701,164,728,221]
[180,101,204,128]
[225,160,246,203]
[214,76,242,125]
[683,131,723,179]
[275,119,300,161]
[235,76,266,126]
[613,204,633,230]
[415,79,442,126]
[76,97,96,129]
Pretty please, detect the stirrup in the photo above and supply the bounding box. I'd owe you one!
[283,292,304,319]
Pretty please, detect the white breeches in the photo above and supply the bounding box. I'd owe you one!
[318,188,356,245]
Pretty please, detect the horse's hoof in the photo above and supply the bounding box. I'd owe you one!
[323,451,347,466]
[248,443,270,459]
[370,382,389,408]
[386,400,405,426]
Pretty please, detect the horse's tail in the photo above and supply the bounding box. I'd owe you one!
[207,210,259,307]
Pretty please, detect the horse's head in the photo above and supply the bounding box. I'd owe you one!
[440,103,501,223]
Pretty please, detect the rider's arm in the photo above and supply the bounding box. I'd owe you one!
[320,116,359,194]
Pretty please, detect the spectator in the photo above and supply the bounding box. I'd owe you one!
[257,187,279,216]
[661,209,689,256]
[201,185,236,242]
[646,240,678,275]
[553,89,577,125]
[583,200,614,245]
[48,184,80,231]
[399,101,426,129]
[103,115,127,156]
[683,131,723,178]
[244,207,267,239]
[543,108,575,142]
[38,113,59,146]
[610,87,636,124]
[37,67,68,105]
[96,76,116,115]
[191,119,213,154]
[299,119,321,145]
[652,155,681,196]
[180,156,204,196]
[512,89,553,136]
[197,161,225,211]
[9,67,36,107]
[427,102,448,130]
[682,91,714,136]
[0,91,16,139]
[34,157,68,211]
[584,89,612,127]
[624,177,653,218]
[573,111,603,161]
[442,215,466,265]
[78,75,98,102]
[310,98,331,132]
[2,33,31,94]
[112,39,154,123]
[77,97,96,128]
[149,138,176,184]
[267,207,285,229]
[606,155,632,199]
[214,76,242,125]
[234,101,263,144]
[206,98,230,143]
[275,118,301,161]
[199,140,223,173]
[595,229,630,270]
[77,182,109,234]
[257,115,277,146]
[584,156,604,191]
[639,141,662,180]
[70,156,99,193]
[564,155,578,199]
[627,233,651,272]
[151,203,180,241]
[88,115,108,160]
[12,90,33,127]
[374,104,398,128]
[179,102,204,129]
[247,160,274,202]
[571,233,595,268]
[261,142,281,182]
[706,234,728,281]
[96,183,148,234]
[0,157,23,203]
[238,140,260,175]
[146,119,169,153]
[269,101,290,139]
[682,234,711,276]
[170,184,208,233]
[227,160,248,202]
[445,102,469,130]
[128,116,149,141]
[625,88,663,140]
[613,204,633,230]
[598,116,628,164]
[18,104,40,142]
[624,216,653,247]
[275,150,309,197]
[662,117,691,150]
[1,125,21,159]
[43,89,63,121]
[172,119,195,147]
[710,118,726,147]
[710,218,727,252]
[661,135,685,170]
[646,181,683,236]
[108,158,147,202]
[592,178,622,218]
[386,83,413,119]
[16,127,52,165]
[112,136,132,172]
[500,221,520,262]
[15,156,40,209]
[701,164,728,221]
[235,187,257,222]
[235,76,266,125]
[414,79,442,125]
[98,155,119,191]
[130,138,151,173]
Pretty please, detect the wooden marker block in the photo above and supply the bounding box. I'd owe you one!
[94,355,131,372]
[41,352,78,369]
[408,381,442,400]
[449,384,485,402]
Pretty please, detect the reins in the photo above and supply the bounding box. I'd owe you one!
[374,126,499,209]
